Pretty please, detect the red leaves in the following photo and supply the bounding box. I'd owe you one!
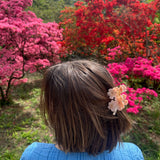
[60,0,160,62]
[74,1,84,7]
[101,37,115,46]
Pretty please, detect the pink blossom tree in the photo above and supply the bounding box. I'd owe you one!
[0,0,63,106]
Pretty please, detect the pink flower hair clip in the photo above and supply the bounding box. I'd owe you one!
[107,85,128,115]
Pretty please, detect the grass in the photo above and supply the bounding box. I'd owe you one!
[0,73,54,160]
[0,73,160,160]
[123,99,160,160]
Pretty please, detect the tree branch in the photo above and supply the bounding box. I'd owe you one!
[0,86,5,103]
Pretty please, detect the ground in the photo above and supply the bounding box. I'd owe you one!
[0,73,160,160]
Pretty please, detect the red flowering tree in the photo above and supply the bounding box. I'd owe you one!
[59,0,160,114]
[0,0,63,106]
[60,0,160,62]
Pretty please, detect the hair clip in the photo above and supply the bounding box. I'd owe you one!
[107,85,128,115]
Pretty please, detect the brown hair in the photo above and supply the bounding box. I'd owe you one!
[40,60,132,155]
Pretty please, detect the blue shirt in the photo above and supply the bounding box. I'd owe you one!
[20,142,144,160]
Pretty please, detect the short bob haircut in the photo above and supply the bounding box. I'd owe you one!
[40,60,132,155]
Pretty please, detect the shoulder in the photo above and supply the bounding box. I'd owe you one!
[109,142,144,160]
[20,142,57,160]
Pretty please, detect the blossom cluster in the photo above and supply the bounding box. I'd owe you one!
[107,63,128,85]
[107,56,159,114]
[125,87,158,114]
[125,57,160,81]
[105,46,122,61]
[108,57,160,83]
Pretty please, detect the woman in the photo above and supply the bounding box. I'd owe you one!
[20,60,144,160]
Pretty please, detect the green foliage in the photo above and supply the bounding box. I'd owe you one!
[128,78,160,92]
[27,0,77,22]
[143,0,160,24]
[123,99,160,160]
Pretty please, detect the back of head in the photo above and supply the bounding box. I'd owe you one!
[40,60,132,155]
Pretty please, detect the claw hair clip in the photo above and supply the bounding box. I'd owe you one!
[107,85,128,115]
